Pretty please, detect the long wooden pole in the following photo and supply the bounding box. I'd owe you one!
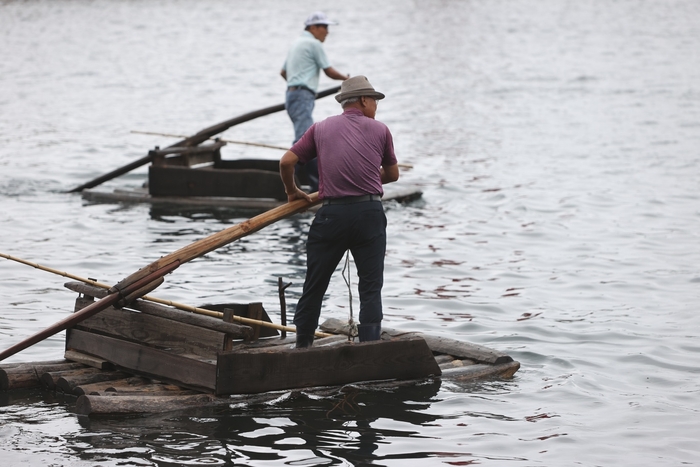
[0,194,323,361]
[0,262,176,362]
[67,85,341,193]
[0,252,331,338]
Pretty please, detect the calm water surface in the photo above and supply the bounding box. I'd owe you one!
[1,0,699,465]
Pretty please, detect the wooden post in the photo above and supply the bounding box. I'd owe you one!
[222,308,237,350]
[278,277,291,339]
[247,303,264,341]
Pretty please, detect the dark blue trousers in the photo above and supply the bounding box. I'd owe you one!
[293,201,386,336]
[286,88,319,191]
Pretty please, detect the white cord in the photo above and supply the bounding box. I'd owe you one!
[342,250,358,340]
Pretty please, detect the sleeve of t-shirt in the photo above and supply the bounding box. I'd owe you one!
[313,43,332,70]
[290,124,318,164]
[382,128,398,167]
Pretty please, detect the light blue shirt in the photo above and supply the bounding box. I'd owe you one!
[282,31,331,92]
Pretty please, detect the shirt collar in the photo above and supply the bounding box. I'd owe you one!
[343,108,364,116]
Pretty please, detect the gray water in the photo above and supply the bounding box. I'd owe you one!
[1,0,699,465]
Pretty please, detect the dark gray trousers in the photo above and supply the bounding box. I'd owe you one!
[293,201,386,336]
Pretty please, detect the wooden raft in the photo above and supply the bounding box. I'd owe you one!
[65,281,436,393]
[1,285,519,417]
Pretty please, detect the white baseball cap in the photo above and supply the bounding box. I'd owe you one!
[304,11,337,26]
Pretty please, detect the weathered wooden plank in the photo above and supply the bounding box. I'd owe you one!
[198,302,278,338]
[136,300,255,339]
[216,159,280,171]
[320,318,513,365]
[151,141,225,167]
[441,361,520,381]
[104,384,196,396]
[228,337,297,351]
[149,166,287,200]
[216,337,441,395]
[64,350,115,370]
[1,360,78,390]
[40,367,105,390]
[66,281,255,339]
[76,393,221,416]
[57,370,130,395]
[419,335,513,365]
[66,329,217,391]
[439,358,477,370]
[73,376,197,396]
[72,306,226,357]
[0,359,68,370]
[74,378,146,396]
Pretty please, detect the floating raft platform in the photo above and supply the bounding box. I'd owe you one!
[1,282,519,417]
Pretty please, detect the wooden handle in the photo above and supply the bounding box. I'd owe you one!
[113,193,320,289]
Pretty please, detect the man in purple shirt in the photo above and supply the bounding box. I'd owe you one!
[280,75,400,348]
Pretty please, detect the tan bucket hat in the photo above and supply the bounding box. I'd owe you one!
[335,76,385,103]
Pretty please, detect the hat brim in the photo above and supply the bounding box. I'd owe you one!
[335,90,386,103]
[306,20,338,26]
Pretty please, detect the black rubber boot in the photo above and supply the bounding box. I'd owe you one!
[295,334,314,349]
[358,324,382,342]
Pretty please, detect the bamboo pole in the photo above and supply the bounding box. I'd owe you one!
[0,263,176,361]
[0,194,331,361]
[109,193,321,291]
[0,251,331,338]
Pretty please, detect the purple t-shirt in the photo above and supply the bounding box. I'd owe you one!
[290,108,397,199]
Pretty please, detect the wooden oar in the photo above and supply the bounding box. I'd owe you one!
[0,193,323,361]
[0,252,331,338]
[66,86,341,193]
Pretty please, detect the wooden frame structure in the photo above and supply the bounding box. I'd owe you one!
[62,282,441,396]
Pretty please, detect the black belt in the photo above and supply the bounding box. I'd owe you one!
[322,194,382,205]
[288,85,314,94]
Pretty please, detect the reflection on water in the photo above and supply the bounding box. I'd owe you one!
[4,382,443,466]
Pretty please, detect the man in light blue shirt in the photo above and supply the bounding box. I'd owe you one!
[281,11,348,191]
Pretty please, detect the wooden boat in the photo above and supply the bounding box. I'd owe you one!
[81,140,423,210]
[1,281,519,417]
